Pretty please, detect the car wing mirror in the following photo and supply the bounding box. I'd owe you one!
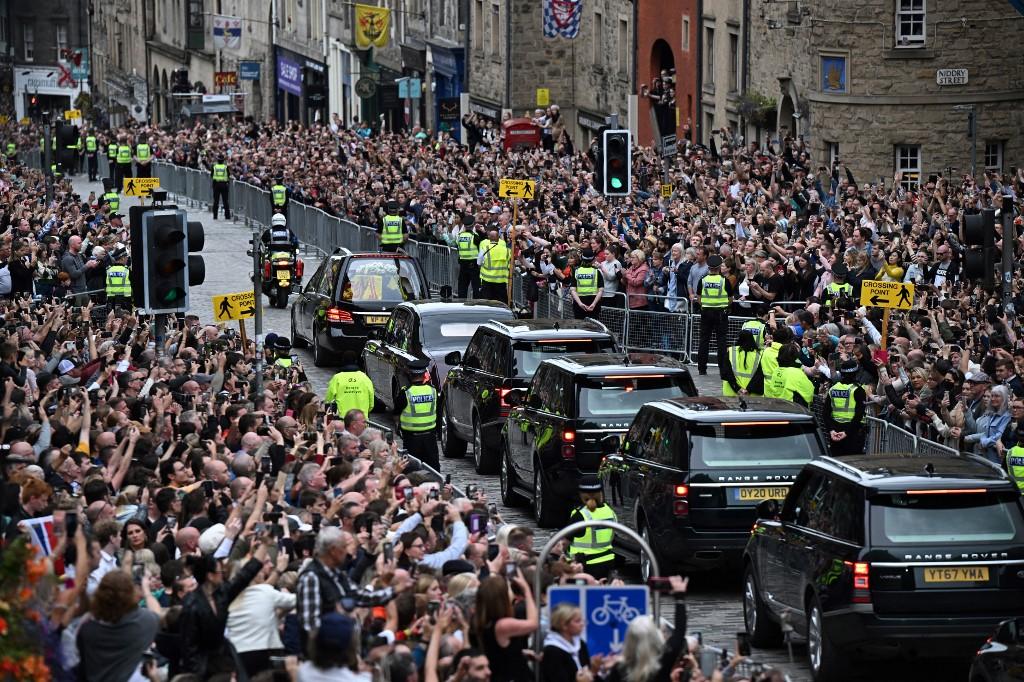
[601,434,621,454]
[444,350,462,365]
[755,499,781,520]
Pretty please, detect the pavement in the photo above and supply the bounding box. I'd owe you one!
[70,172,972,682]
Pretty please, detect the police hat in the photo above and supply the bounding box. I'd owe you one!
[461,213,476,227]
[580,248,595,262]
[708,255,724,268]
[408,358,430,373]
[386,200,400,213]
[111,248,128,260]
[578,475,602,493]
[273,337,292,352]
[832,264,849,278]
[839,359,859,376]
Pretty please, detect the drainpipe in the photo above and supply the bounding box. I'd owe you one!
[741,0,749,142]
[503,0,511,110]
[695,0,703,142]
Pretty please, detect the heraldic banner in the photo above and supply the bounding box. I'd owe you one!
[355,4,392,48]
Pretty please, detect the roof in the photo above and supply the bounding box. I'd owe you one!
[546,353,691,375]
[483,318,614,339]
[814,453,1013,492]
[650,396,816,422]
[331,249,417,259]
[402,300,514,316]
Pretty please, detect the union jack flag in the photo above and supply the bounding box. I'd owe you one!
[543,0,583,39]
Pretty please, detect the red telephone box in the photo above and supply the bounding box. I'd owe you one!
[502,118,542,151]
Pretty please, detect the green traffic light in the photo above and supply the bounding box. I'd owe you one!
[611,178,623,189]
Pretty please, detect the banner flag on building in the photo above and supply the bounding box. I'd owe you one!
[212,15,242,50]
[543,0,583,39]
[355,4,392,48]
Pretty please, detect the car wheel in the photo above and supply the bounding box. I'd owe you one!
[312,328,329,367]
[472,416,497,474]
[534,462,560,528]
[500,441,526,506]
[440,398,467,459]
[291,311,307,349]
[807,593,846,682]
[639,520,663,584]
[744,564,783,647]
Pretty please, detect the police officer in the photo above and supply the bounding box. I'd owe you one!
[325,351,374,418]
[394,359,439,471]
[84,131,98,181]
[101,186,120,214]
[570,248,604,319]
[758,324,792,382]
[211,156,231,220]
[135,137,152,178]
[823,264,853,309]
[824,359,867,456]
[107,138,119,176]
[379,200,406,253]
[764,342,815,407]
[477,229,510,304]
[740,312,768,350]
[720,328,764,397]
[270,176,289,214]
[566,475,617,581]
[272,337,294,369]
[1005,426,1024,494]
[455,215,483,298]
[262,213,298,250]
[104,248,132,309]
[116,138,133,187]
[4,140,17,165]
[696,255,732,375]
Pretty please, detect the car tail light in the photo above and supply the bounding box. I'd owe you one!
[672,483,689,517]
[295,259,304,278]
[326,306,354,323]
[846,561,871,603]
[262,261,271,279]
[498,387,512,417]
[561,430,576,459]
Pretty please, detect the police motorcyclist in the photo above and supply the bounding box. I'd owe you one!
[262,213,299,250]
[824,359,867,456]
[393,359,439,471]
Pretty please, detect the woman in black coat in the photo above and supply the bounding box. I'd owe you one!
[541,603,591,682]
[605,576,688,682]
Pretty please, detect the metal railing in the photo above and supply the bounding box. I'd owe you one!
[864,415,961,457]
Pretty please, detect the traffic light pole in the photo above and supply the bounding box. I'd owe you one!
[1002,194,1015,315]
[252,226,264,397]
[43,120,53,205]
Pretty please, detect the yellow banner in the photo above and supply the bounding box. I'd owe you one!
[355,4,391,48]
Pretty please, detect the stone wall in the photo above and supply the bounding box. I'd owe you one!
[636,0,697,146]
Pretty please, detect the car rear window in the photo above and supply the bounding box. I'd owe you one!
[511,338,617,378]
[338,258,426,304]
[869,491,1024,544]
[421,310,514,347]
[576,375,693,418]
[689,422,821,469]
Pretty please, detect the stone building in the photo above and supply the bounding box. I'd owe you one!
[9,0,91,122]
[274,0,329,124]
[467,0,634,148]
[698,0,745,144]
[748,0,1024,185]
[635,0,698,147]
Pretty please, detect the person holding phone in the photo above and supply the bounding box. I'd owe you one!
[605,576,688,682]
[472,566,538,682]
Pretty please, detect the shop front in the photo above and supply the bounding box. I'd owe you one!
[274,46,328,125]
[428,41,464,138]
[14,65,89,121]
[577,109,608,148]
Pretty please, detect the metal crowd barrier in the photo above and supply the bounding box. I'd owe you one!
[863,416,960,457]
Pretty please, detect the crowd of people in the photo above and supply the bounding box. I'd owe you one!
[2,101,1023,680]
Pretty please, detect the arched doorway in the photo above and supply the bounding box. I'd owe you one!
[649,39,675,81]
[152,66,161,123]
[647,39,677,139]
[778,94,796,141]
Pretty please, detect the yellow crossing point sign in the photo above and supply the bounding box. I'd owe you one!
[64,109,82,120]
[123,177,160,197]
[536,88,550,106]
[213,291,258,322]
[499,178,536,200]
[860,280,914,310]
[661,183,672,199]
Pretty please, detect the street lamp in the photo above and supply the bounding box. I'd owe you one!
[953,104,976,179]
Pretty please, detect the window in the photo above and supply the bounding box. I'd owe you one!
[576,375,693,420]
[895,144,921,191]
[705,112,715,142]
[895,0,925,47]
[187,0,204,50]
[704,27,715,86]
[22,22,33,61]
[618,19,628,76]
[682,16,690,51]
[56,22,68,57]
[985,141,1004,172]
[511,338,616,379]
[593,12,603,67]
[728,33,738,92]
[439,0,446,26]
[826,141,840,169]
[689,422,821,469]
[0,15,9,48]
[870,491,1024,545]
[489,4,499,57]
[473,0,483,51]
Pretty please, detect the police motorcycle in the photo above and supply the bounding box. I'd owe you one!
[261,213,304,308]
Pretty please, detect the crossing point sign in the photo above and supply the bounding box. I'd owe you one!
[499,178,536,199]
[123,177,160,197]
[546,584,648,656]
[213,291,257,322]
[860,280,914,310]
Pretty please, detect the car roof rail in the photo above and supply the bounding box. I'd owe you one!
[332,246,352,256]
[488,319,514,332]
[818,456,867,479]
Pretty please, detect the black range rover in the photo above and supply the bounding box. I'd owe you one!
[743,453,1024,681]
[501,353,696,527]
[604,397,827,576]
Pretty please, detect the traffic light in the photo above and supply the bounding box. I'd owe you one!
[55,123,77,171]
[601,130,631,196]
[28,95,38,119]
[962,208,995,288]
[129,207,206,313]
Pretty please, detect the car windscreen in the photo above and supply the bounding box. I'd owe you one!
[512,338,617,378]
[689,422,821,468]
[337,258,426,305]
[576,375,693,418]
[869,491,1024,545]
[421,310,514,347]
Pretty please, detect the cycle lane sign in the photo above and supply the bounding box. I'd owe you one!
[546,585,649,656]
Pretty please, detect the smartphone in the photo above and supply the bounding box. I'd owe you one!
[699,649,718,677]
[444,474,452,485]
[468,513,484,535]
[428,488,440,501]
[505,562,517,579]
[646,576,674,593]
[65,513,78,538]
[263,512,282,523]
[254,471,265,487]
[386,431,394,445]
[383,541,394,562]
[871,349,889,365]
[427,600,440,621]
[132,565,145,585]
[202,480,214,498]
[737,632,752,657]
[488,503,498,518]
[403,486,414,501]
[261,455,272,473]
[312,513,322,534]
[165,516,177,531]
